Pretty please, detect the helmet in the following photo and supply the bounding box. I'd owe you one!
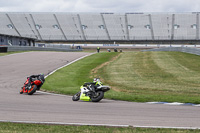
[39,73,45,82]
[93,78,97,82]
[96,78,100,82]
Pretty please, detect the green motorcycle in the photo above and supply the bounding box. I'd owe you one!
[72,78,110,102]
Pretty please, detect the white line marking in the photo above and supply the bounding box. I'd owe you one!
[2,52,200,129]
[38,53,94,96]
[163,102,184,105]
[36,91,68,97]
[0,120,129,128]
[0,120,199,129]
[146,102,200,107]
[133,125,200,130]
[0,51,31,57]
[45,53,94,79]
[37,53,94,96]
[146,102,159,104]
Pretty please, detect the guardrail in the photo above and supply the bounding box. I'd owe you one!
[0,46,82,52]
[142,47,200,56]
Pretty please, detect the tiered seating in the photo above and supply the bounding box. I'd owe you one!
[7,13,36,39]
[151,14,172,40]
[127,14,152,40]
[174,14,196,40]
[31,13,65,40]
[55,13,84,40]
[0,12,199,42]
[0,13,19,36]
[79,13,108,40]
[102,14,127,40]
[23,13,41,39]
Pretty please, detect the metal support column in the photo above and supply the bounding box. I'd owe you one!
[171,14,175,40]
[77,14,86,41]
[101,14,111,41]
[196,13,199,40]
[149,14,154,40]
[125,13,130,41]
[6,14,21,37]
[54,14,67,41]
[29,14,42,40]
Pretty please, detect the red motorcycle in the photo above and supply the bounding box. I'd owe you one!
[20,74,45,95]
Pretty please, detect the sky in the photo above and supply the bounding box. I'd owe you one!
[0,0,200,13]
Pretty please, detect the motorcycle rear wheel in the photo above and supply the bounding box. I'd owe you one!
[72,92,81,101]
[91,91,104,102]
[19,90,23,94]
[27,85,37,95]
[19,87,24,94]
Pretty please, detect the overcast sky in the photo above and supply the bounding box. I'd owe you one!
[0,0,200,13]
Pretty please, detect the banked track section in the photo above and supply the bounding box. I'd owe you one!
[0,52,200,129]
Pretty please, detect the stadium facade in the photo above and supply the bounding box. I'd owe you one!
[0,12,200,46]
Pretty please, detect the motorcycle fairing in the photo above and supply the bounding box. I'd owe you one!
[34,80,42,86]
[97,86,110,92]
[80,86,91,101]
[80,93,91,101]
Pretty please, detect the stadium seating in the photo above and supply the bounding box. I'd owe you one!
[0,13,19,36]
[103,13,127,40]
[79,13,108,40]
[173,14,197,40]
[127,14,152,40]
[55,13,84,40]
[0,12,199,41]
[151,14,172,40]
[31,13,65,40]
[7,13,36,39]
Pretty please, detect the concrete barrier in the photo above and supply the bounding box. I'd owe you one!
[0,46,82,52]
[0,47,8,52]
[142,47,200,56]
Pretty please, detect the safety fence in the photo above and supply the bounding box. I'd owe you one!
[142,47,200,56]
[0,46,82,52]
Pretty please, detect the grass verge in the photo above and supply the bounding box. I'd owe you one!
[0,122,199,133]
[42,51,200,104]
[42,52,119,95]
[98,52,200,104]
[0,51,26,56]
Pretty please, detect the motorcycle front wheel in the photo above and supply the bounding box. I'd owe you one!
[72,92,81,101]
[27,85,37,95]
[91,91,104,102]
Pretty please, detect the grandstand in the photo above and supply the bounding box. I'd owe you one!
[0,12,200,46]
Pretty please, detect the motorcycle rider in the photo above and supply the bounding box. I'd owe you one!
[20,73,45,93]
[28,73,45,85]
[87,78,102,92]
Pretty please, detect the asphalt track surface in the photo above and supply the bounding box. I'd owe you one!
[0,51,200,129]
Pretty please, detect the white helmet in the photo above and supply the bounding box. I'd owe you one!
[96,78,100,82]
[93,78,97,82]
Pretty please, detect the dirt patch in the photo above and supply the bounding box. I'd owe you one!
[110,86,134,93]
[90,53,122,78]
[90,52,137,93]
[90,53,129,92]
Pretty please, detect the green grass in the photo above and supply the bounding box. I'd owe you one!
[99,52,200,103]
[0,51,26,56]
[42,51,200,104]
[0,122,199,133]
[42,52,119,95]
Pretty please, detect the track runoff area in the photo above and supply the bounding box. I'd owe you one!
[0,51,199,130]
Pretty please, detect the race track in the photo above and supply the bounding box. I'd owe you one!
[0,51,200,129]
